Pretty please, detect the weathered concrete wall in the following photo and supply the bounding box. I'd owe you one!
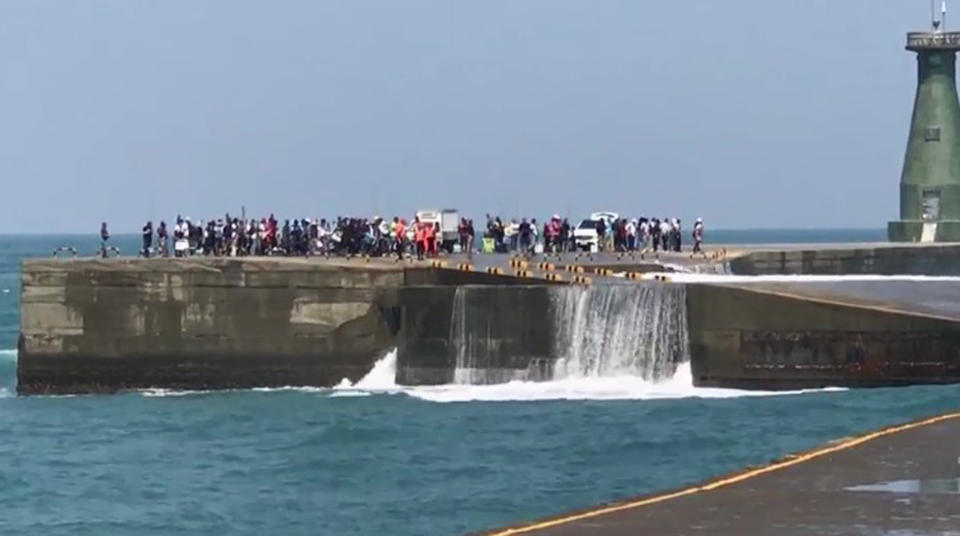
[18,258,413,394]
[396,285,556,385]
[687,283,960,389]
[728,244,960,275]
[24,255,960,394]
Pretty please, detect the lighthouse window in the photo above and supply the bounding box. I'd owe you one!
[925,126,941,141]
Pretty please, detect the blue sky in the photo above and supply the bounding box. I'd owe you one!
[0,1,935,232]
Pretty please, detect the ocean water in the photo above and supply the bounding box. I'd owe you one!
[3,232,959,536]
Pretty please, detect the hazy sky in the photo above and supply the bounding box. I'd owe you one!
[0,1,939,232]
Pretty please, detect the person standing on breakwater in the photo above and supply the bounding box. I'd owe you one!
[99,222,110,258]
[595,218,607,252]
[414,216,426,260]
[459,218,471,253]
[518,218,531,253]
[673,218,682,252]
[156,221,169,257]
[141,221,153,258]
[692,217,704,255]
[427,222,439,257]
[660,217,672,252]
[530,218,539,254]
[393,217,406,260]
[650,218,660,252]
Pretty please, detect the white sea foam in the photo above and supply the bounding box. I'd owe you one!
[328,351,844,403]
[251,386,327,393]
[0,349,17,361]
[132,348,843,402]
[329,391,372,398]
[140,388,213,398]
[399,363,844,403]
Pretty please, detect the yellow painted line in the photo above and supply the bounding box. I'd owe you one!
[487,412,960,535]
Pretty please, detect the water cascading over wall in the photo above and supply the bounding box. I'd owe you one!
[448,286,552,385]
[448,283,689,384]
[550,284,689,381]
[450,287,494,384]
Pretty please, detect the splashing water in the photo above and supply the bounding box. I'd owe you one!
[450,288,495,385]
[65,345,843,403]
[551,284,688,381]
[335,348,399,392]
[399,362,844,403]
[448,283,690,385]
[326,348,844,402]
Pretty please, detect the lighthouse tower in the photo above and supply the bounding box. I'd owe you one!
[889,4,960,242]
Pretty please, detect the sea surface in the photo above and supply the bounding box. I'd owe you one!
[2,230,959,536]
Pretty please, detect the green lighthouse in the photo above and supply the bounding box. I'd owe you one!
[889,18,960,242]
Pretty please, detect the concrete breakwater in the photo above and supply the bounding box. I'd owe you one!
[17,257,542,394]
[688,283,960,389]
[18,254,960,394]
[19,258,408,394]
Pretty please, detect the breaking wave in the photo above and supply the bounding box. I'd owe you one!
[137,349,402,398]
[331,349,842,403]
[373,354,842,403]
[402,363,844,403]
[129,348,843,402]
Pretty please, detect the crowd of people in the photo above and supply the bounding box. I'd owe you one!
[101,212,705,259]
[123,214,479,260]
[480,215,705,255]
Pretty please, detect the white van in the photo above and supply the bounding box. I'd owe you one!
[573,212,619,252]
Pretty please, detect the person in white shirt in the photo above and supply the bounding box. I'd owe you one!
[692,217,705,255]
[639,219,650,251]
[660,218,672,252]
[625,219,637,251]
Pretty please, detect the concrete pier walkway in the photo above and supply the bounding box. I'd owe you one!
[483,413,960,535]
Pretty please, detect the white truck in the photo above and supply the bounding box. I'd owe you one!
[416,209,460,252]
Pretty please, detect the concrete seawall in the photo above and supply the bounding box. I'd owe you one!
[727,243,960,275]
[19,252,960,394]
[687,283,960,389]
[18,258,410,394]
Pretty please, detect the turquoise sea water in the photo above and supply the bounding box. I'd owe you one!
[2,231,958,536]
